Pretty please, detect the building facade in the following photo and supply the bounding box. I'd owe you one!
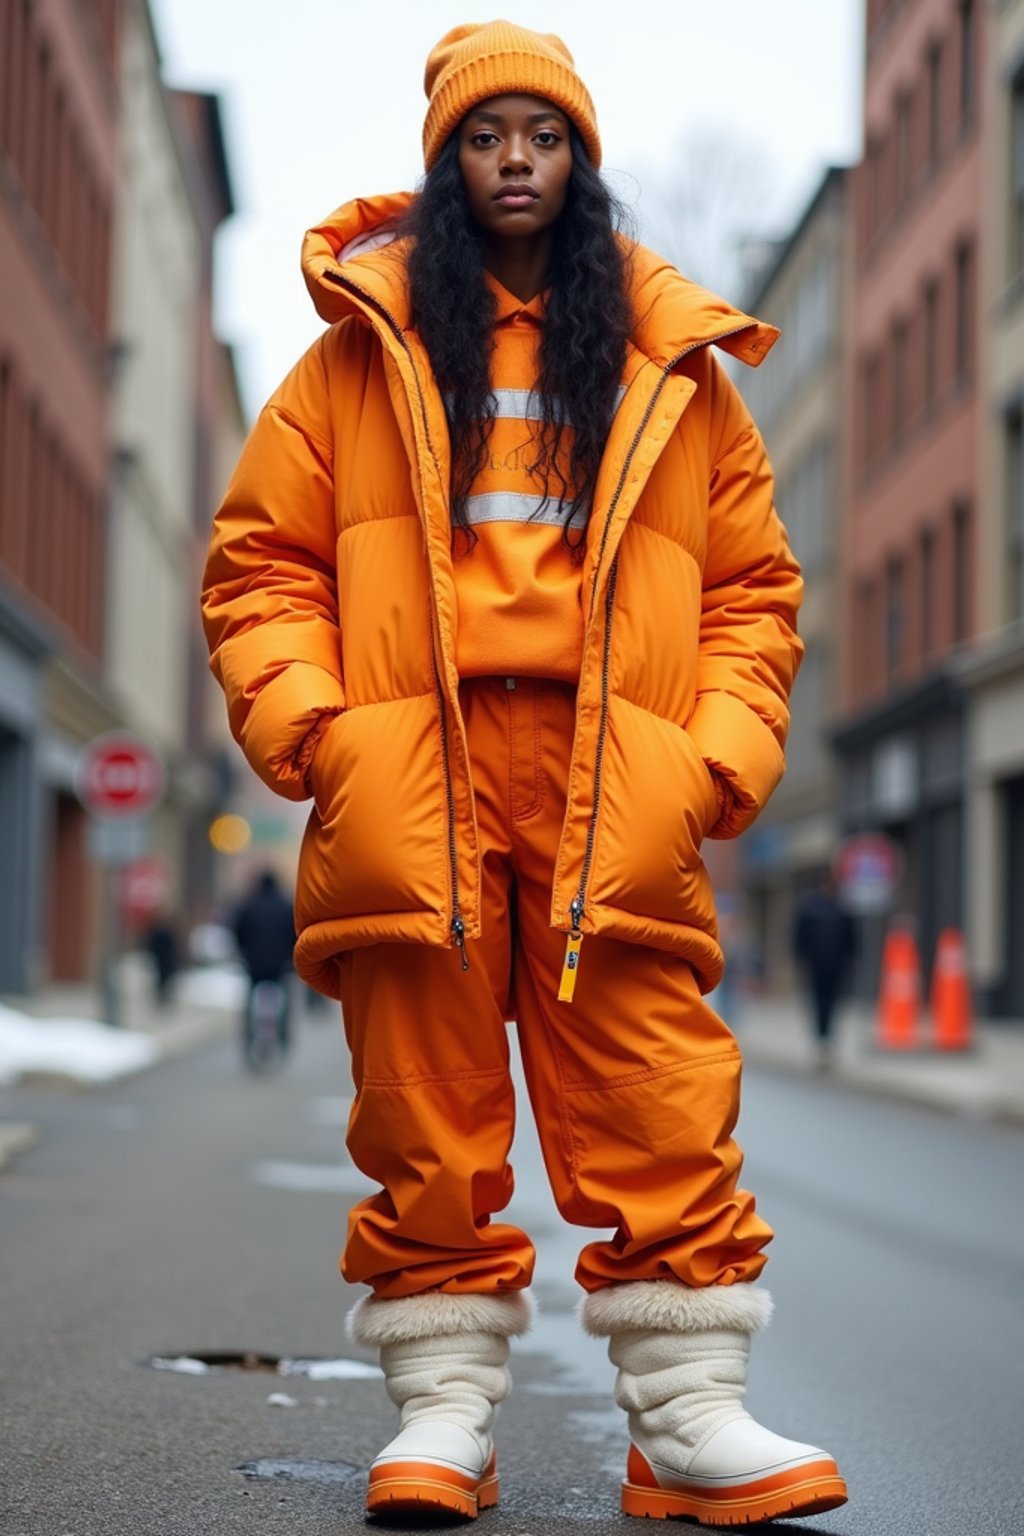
[835,0,987,991]
[0,0,121,991]
[0,0,240,998]
[738,169,850,991]
[956,0,1024,1015]
[107,0,203,926]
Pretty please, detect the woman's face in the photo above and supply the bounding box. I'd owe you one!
[457,94,573,242]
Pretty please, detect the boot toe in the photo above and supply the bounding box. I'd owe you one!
[688,1416,833,1480]
[624,1432,848,1526]
[367,1423,498,1521]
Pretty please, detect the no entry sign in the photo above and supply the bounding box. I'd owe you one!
[77,733,166,818]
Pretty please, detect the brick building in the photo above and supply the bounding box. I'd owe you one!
[835,0,986,987]
[0,0,122,991]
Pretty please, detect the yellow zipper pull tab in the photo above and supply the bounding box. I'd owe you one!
[558,899,585,1003]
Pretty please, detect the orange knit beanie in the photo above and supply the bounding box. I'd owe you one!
[422,19,601,171]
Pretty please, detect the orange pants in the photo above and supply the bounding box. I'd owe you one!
[339,677,771,1299]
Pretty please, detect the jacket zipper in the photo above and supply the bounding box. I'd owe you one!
[560,324,756,1003]
[322,267,467,966]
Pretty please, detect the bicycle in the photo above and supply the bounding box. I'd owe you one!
[242,977,291,1072]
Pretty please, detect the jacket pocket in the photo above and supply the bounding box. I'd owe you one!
[587,696,719,927]
[295,695,449,930]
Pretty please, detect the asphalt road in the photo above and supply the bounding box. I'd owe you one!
[1,1004,1022,1535]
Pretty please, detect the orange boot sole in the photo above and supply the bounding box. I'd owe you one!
[366,1449,499,1521]
[621,1444,848,1526]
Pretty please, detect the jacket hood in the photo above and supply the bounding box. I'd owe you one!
[301,192,778,368]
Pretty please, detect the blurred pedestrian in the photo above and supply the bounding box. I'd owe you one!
[141,911,179,1008]
[232,869,297,1056]
[792,873,858,1067]
[202,20,846,1527]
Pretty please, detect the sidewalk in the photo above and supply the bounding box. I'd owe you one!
[732,995,1024,1127]
[0,963,243,1169]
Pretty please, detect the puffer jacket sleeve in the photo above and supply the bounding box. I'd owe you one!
[201,336,345,802]
[686,357,804,839]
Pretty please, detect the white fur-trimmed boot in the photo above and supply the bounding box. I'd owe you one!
[348,1290,534,1521]
[582,1282,848,1526]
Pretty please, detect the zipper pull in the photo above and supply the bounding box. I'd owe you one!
[558,899,585,1003]
[451,915,469,971]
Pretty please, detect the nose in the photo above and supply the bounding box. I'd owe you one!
[500,135,533,175]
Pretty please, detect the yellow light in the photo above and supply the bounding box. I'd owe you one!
[209,814,252,855]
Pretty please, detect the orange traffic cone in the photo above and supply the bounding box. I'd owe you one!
[877,924,921,1049]
[930,928,973,1051]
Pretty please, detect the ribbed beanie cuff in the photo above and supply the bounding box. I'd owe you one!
[423,20,601,170]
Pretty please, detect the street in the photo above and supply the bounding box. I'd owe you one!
[2,1009,1022,1536]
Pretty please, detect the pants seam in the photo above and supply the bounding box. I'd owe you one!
[361,1065,509,1089]
[560,1048,741,1094]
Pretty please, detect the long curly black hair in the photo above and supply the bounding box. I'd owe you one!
[402,128,633,554]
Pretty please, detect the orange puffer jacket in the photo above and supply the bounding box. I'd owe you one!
[202,193,802,999]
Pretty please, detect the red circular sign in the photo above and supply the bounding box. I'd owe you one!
[77,733,166,817]
[119,855,171,920]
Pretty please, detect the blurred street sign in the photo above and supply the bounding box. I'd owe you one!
[88,816,151,865]
[119,855,171,920]
[77,732,166,817]
[834,832,903,914]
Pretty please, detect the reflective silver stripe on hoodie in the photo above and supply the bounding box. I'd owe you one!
[447,386,627,426]
[463,492,584,529]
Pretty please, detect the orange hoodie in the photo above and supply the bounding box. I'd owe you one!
[454,272,583,682]
[202,193,801,999]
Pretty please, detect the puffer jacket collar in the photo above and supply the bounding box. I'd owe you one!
[301,192,778,370]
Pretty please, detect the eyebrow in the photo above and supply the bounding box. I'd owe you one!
[468,109,567,125]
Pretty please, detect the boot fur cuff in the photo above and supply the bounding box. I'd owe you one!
[580,1281,773,1338]
[347,1289,536,1346]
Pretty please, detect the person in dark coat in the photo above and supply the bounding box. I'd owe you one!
[232,869,298,1059]
[792,874,857,1065]
[232,868,297,983]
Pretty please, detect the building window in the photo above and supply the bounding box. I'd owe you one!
[954,239,973,388]
[1009,408,1024,622]
[867,133,885,238]
[958,0,976,131]
[923,277,940,412]
[863,351,882,467]
[1013,70,1024,281]
[896,89,913,202]
[891,316,909,441]
[856,576,878,701]
[920,525,935,658]
[926,40,943,170]
[952,499,971,642]
[886,555,906,680]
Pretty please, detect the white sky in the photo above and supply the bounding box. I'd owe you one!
[150,0,865,419]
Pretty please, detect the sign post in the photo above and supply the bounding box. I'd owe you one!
[77,733,166,1027]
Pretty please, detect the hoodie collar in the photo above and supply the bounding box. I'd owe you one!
[302,192,777,368]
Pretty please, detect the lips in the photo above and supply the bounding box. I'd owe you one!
[494,184,539,206]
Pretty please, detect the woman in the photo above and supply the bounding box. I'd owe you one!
[202,20,847,1526]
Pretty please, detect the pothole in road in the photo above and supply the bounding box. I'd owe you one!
[147,1352,381,1379]
[236,1458,362,1484]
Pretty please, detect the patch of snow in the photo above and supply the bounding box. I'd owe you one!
[174,964,248,1012]
[266,1392,298,1408]
[150,1356,211,1375]
[279,1357,382,1381]
[0,1004,159,1086]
